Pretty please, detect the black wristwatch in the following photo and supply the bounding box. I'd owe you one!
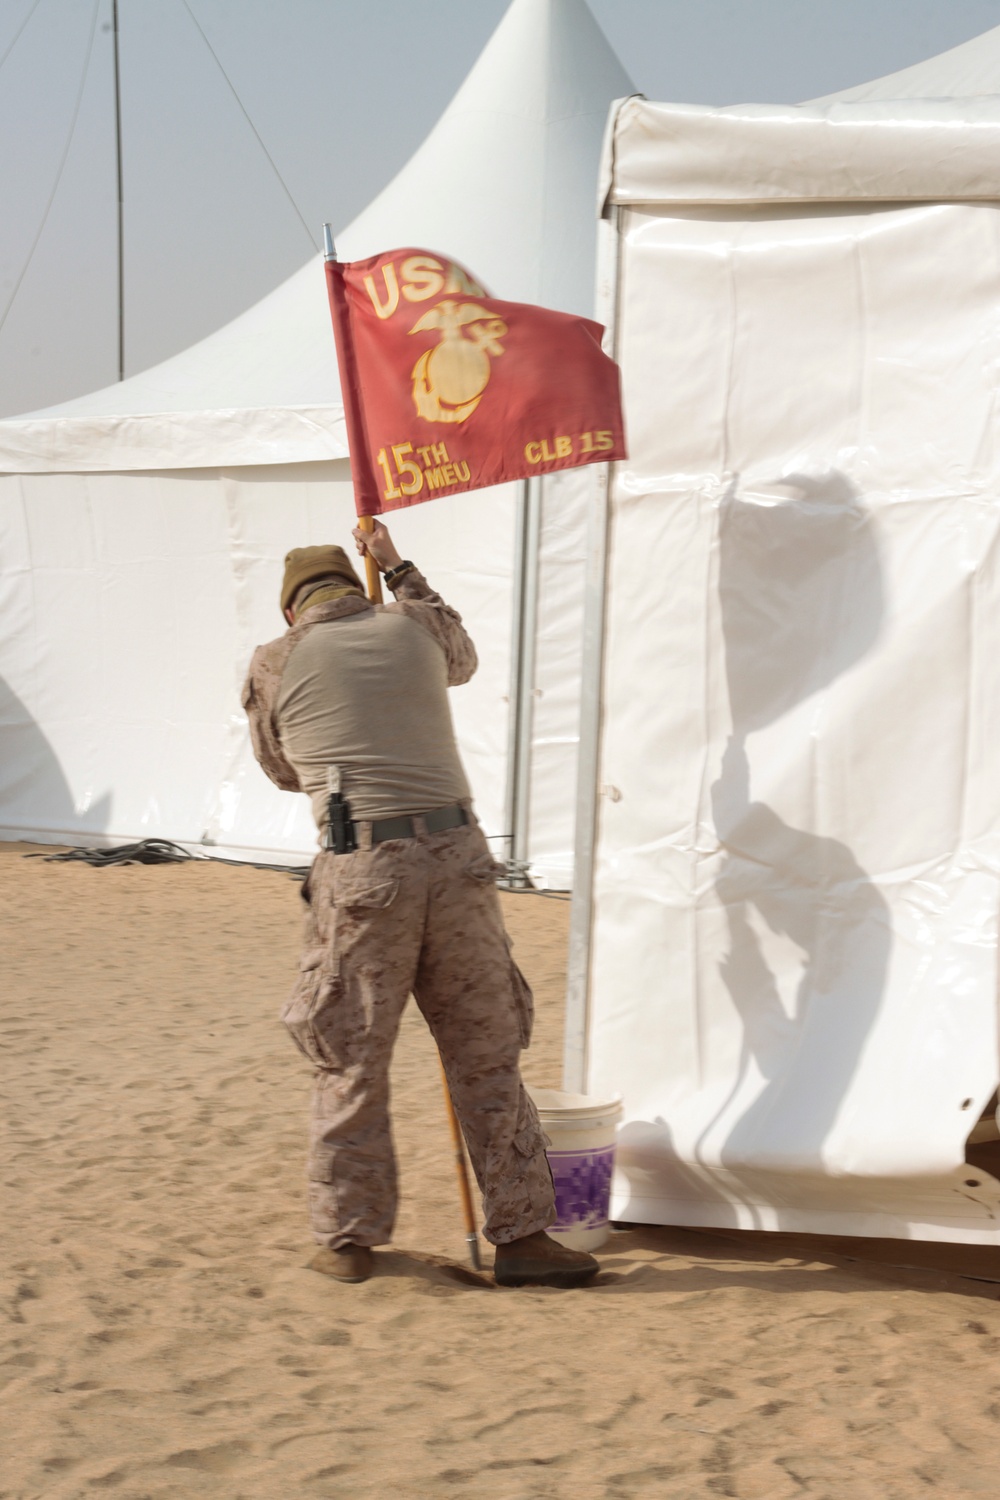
[384,560,415,586]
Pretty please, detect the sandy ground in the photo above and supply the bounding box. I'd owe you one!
[3,841,1000,1500]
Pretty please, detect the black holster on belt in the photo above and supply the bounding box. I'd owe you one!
[324,790,357,854]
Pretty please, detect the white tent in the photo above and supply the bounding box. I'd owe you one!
[818,22,1000,101]
[568,37,1000,1242]
[0,0,631,882]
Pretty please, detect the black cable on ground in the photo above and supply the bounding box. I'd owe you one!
[204,854,309,879]
[22,843,569,891]
[503,888,572,901]
[26,838,194,867]
[23,840,309,878]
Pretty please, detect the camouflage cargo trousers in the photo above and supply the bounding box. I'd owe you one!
[281,818,556,1249]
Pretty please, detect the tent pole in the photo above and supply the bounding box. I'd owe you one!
[504,474,541,887]
[513,475,541,877]
[112,0,124,383]
[501,476,532,887]
[563,202,622,1095]
[324,223,382,602]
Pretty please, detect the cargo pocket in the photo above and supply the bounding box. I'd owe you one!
[513,1122,544,1161]
[465,852,506,885]
[280,946,349,1071]
[334,877,399,912]
[513,1121,555,1215]
[307,1146,337,1184]
[510,960,535,1049]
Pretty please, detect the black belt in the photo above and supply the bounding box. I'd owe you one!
[367,803,468,846]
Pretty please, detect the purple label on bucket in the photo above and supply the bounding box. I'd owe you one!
[546,1145,616,1230]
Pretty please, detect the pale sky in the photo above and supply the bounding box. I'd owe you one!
[1,0,999,417]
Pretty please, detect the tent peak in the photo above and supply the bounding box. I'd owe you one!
[816,22,1000,103]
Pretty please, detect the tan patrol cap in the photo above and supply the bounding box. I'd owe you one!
[280,545,364,614]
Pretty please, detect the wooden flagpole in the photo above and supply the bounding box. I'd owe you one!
[441,1059,482,1271]
[359,521,482,1273]
[357,516,383,603]
[323,226,481,1273]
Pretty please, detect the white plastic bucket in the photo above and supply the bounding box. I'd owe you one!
[529,1087,623,1252]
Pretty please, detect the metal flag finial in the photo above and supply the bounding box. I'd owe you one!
[322,223,337,262]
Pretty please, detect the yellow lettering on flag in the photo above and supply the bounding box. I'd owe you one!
[364,264,400,320]
[401,256,445,302]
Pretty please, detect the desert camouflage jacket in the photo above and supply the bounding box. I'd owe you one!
[240,568,478,793]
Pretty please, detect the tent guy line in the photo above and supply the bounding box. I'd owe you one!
[0,0,44,77]
[177,0,318,254]
[0,0,320,386]
[0,0,100,345]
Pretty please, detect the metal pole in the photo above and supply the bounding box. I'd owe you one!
[501,477,531,886]
[324,223,383,604]
[112,0,124,383]
[512,474,541,879]
[563,203,622,1094]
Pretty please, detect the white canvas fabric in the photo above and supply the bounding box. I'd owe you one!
[579,89,1000,1242]
[0,0,633,881]
[0,463,513,851]
[603,97,1000,209]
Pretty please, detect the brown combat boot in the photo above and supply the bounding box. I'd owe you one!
[308,1244,374,1284]
[493,1230,600,1288]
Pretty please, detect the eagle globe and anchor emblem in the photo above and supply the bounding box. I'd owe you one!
[408,300,508,424]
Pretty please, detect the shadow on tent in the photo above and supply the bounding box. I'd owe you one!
[710,471,891,1172]
[0,673,110,843]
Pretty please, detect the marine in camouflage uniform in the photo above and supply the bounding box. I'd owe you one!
[242,525,597,1286]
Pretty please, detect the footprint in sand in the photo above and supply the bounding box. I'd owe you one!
[165,1439,251,1473]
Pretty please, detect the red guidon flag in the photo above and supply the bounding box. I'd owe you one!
[325,247,626,516]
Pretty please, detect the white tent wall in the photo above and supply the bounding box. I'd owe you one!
[571,95,1000,1243]
[0,0,633,881]
[0,467,245,847]
[514,464,593,886]
[0,464,517,856]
